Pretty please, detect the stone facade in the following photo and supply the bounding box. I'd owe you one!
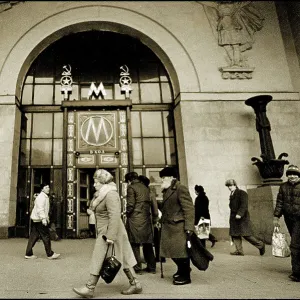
[0,1,300,238]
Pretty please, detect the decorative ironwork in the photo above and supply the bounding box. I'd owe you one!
[120,124,126,137]
[67,183,73,197]
[67,214,73,229]
[67,198,73,213]
[119,65,132,98]
[245,95,289,185]
[60,65,73,100]
[67,139,74,152]
[119,111,126,123]
[68,111,74,124]
[67,168,74,181]
[121,152,128,165]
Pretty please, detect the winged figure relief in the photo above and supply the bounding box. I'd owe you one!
[198,1,264,68]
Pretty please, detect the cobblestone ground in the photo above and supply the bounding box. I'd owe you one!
[0,238,298,299]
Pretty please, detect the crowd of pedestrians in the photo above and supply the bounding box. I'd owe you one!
[24,163,300,298]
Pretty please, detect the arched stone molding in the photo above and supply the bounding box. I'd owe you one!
[0,4,201,101]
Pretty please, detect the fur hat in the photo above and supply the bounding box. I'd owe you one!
[125,172,138,183]
[286,165,300,177]
[159,167,177,178]
[138,175,150,187]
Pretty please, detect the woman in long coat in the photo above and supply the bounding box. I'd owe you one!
[225,179,265,256]
[194,185,218,248]
[159,167,195,285]
[73,169,142,298]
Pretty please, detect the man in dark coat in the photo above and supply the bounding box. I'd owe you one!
[125,172,156,274]
[225,179,265,256]
[159,167,195,285]
[274,165,300,282]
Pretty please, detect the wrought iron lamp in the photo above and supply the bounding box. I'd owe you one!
[245,95,289,185]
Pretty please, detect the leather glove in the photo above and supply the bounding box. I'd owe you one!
[42,219,48,226]
[273,217,280,227]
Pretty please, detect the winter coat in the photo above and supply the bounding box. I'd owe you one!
[159,180,195,258]
[274,181,300,218]
[149,186,159,223]
[125,179,153,244]
[30,191,50,223]
[89,184,136,276]
[194,193,211,225]
[229,188,253,236]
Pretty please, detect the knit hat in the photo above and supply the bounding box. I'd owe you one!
[286,165,300,177]
[159,167,177,178]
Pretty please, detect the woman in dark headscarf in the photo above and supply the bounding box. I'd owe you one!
[194,185,218,248]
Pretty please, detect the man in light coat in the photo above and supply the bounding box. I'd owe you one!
[25,183,60,259]
[159,167,195,285]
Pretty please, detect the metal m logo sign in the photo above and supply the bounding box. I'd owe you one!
[88,82,107,99]
[80,116,113,146]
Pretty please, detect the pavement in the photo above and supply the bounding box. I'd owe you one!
[0,238,299,299]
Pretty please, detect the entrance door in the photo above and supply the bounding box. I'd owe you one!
[76,168,118,238]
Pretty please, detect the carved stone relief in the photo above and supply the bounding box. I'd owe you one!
[198,1,265,79]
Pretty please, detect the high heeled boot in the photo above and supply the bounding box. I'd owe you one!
[73,274,99,298]
[121,268,143,295]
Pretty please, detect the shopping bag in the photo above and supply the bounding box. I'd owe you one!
[100,243,122,283]
[195,218,210,239]
[272,226,291,258]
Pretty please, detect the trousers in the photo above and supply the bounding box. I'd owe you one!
[172,257,191,279]
[284,215,300,275]
[232,235,264,253]
[131,242,156,270]
[25,221,54,257]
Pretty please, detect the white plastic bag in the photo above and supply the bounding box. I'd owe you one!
[195,218,210,239]
[272,226,291,258]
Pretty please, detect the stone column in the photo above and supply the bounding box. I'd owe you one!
[0,95,21,238]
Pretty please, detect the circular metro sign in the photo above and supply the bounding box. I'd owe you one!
[80,116,114,146]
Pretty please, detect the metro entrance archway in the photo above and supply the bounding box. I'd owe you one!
[14,30,177,239]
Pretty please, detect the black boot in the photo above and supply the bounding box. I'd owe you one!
[172,258,191,284]
[121,268,143,295]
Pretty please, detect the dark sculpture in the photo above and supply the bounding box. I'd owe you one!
[245,95,289,185]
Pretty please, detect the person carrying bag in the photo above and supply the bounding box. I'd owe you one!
[73,169,142,298]
[272,225,291,258]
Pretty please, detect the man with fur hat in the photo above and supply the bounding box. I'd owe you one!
[158,167,195,285]
[274,164,300,282]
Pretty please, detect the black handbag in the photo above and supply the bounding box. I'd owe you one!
[100,243,122,284]
[187,232,214,271]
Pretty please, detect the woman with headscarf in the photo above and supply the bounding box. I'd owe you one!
[73,169,142,298]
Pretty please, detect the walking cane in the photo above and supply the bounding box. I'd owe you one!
[160,256,164,278]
